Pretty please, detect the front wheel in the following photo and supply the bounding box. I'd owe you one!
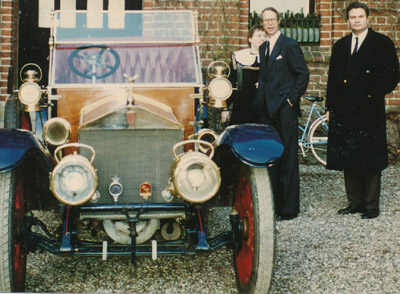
[0,170,27,292]
[233,164,275,293]
[4,95,21,129]
[308,115,328,165]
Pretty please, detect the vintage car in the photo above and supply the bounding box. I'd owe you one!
[0,10,283,293]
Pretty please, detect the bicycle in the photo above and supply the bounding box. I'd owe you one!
[298,96,329,165]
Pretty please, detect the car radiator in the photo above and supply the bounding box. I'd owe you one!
[78,108,184,204]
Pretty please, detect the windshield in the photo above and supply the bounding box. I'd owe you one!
[50,10,202,85]
[51,44,198,84]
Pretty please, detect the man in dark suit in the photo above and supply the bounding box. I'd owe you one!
[253,7,309,220]
[326,2,399,219]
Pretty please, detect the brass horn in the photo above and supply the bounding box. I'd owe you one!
[196,129,218,153]
[43,118,71,146]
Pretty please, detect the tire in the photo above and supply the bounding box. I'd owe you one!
[0,170,27,292]
[308,115,328,165]
[4,95,21,129]
[233,164,275,294]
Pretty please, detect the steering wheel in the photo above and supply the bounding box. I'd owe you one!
[68,45,120,80]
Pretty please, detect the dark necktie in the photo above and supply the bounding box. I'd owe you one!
[352,37,359,55]
[265,41,270,66]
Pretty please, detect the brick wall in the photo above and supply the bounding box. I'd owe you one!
[0,0,19,102]
[143,0,248,64]
[0,0,399,105]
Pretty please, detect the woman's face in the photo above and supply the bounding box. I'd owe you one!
[249,29,267,51]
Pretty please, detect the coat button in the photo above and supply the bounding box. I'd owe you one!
[368,94,372,98]
[344,80,347,83]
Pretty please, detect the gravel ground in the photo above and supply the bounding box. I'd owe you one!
[25,163,400,293]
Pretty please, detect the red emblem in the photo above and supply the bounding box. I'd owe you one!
[127,110,135,126]
[140,182,152,198]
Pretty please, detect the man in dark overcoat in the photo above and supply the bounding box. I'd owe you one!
[253,7,309,220]
[326,1,399,219]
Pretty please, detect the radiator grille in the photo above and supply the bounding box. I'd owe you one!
[79,128,183,204]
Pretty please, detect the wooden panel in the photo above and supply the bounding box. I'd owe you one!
[56,87,195,143]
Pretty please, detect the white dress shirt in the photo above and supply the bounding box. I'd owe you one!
[266,31,281,56]
[351,29,368,54]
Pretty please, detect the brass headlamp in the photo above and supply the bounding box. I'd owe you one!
[18,63,43,112]
[50,143,98,206]
[207,61,232,108]
[169,140,220,203]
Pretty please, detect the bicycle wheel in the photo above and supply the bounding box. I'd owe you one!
[308,115,328,165]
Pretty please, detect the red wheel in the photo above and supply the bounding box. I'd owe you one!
[233,165,275,293]
[235,172,254,285]
[0,170,27,292]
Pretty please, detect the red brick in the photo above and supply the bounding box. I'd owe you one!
[387,99,400,106]
[320,17,331,25]
[334,24,348,31]
[1,15,12,22]
[1,29,12,37]
[320,3,331,9]
[319,10,331,17]
[143,2,153,9]
[239,2,248,9]
[333,31,346,38]
[319,31,331,38]
[0,51,12,58]
[1,0,12,7]
[1,6,12,14]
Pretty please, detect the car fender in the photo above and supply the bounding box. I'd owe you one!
[0,128,54,172]
[215,124,283,167]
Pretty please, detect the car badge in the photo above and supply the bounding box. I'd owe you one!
[127,110,135,126]
[140,182,152,199]
[109,176,123,202]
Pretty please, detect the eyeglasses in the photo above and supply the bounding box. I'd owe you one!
[262,18,278,23]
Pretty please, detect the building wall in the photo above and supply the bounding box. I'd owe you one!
[0,0,399,105]
[143,0,248,63]
[0,0,19,102]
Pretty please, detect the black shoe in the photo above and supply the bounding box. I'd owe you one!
[338,206,364,215]
[362,209,379,219]
[277,213,298,221]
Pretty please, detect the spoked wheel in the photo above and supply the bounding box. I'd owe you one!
[308,115,328,165]
[0,170,27,293]
[233,164,275,294]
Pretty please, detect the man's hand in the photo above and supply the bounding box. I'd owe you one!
[326,111,329,121]
[221,111,230,123]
